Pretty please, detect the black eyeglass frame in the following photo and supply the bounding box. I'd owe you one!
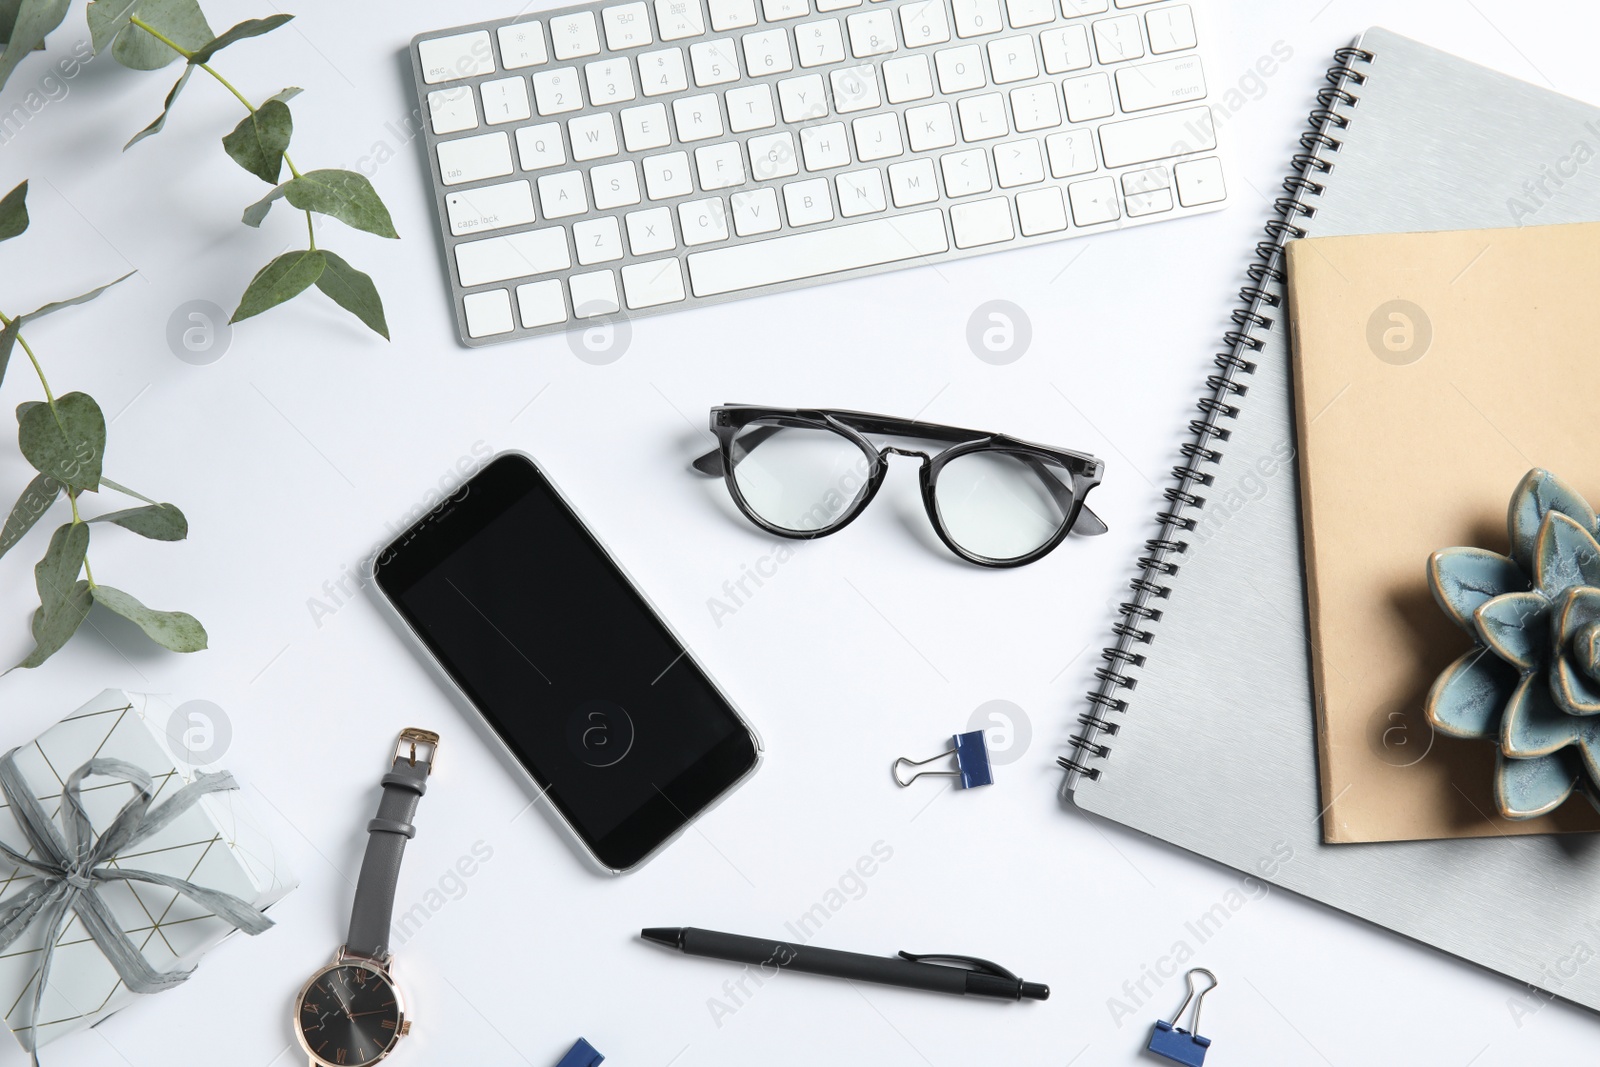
[693,405,1107,568]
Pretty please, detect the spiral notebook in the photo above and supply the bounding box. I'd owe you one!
[1062,27,1600,1011]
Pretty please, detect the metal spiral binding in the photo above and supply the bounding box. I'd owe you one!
[1060,45,1374,785]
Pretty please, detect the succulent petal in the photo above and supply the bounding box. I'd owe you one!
[1496,749,1582,819]
[1534,511,1600,599]
[1509,469,1598,574]
[1578,622,1600,682]
[1425,647,1519,739]
[1553,586,1600,643]
[1473,592,1550,670]
[1553,655,1600,716]
[1427,548,1528,632]
[1503,673,1578,756]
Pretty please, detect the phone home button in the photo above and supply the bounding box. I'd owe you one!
[566,699,635,768]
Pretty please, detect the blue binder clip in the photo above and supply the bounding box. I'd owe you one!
[555,1038,604,1067]
[893,731,993,789]
[1148,969,1217,1066]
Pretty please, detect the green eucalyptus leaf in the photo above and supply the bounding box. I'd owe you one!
[241,182,288,227]
[266,86,301,105]
[0,473,60,561]
[86,0,137,52]
[315,251,389,339]
[0,180,27,241]
[0,0,21,40]
[189,13,292,64]
[231,249,325,323]
[283,170,398,239]
[17,392,105,491]
[0,0,68,93]
[34,521,87,618]
[0,321,16,391]
[20,271,136,321]
[90,584,206,652]
[100,476,156,504]
[14,579,90,670]
[221,97,292,184]
[89,501,186,540]
[15,400,41,420]
[108,0,211,70]
[125,63,192,149]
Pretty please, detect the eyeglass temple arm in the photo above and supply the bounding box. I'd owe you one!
[692,424,786,476]
[1017,454,1107,537]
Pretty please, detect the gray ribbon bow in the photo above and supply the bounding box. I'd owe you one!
[0,749,274,1063]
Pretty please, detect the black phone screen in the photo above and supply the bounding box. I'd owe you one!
[375,453,757,870]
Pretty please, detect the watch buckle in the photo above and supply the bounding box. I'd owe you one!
[395,728,440,774]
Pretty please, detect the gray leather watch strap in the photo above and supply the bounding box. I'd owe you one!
[345,734,435,961]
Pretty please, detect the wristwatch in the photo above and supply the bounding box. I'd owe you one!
[294,729,439,1067]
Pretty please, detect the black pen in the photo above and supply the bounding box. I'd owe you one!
[641,927,1049,1001]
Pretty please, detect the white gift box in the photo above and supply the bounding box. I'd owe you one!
[0,689,297,1052]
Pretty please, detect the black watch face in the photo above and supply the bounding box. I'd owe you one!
[296,962,402,1066]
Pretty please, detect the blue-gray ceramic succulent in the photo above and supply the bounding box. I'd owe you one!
[1426,469,1600,820]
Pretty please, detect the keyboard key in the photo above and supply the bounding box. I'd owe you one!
[463,289,514,336]
[836,168,886,216]
[419,31,495,84]
[1067,174,1118,224]
[626,206,677,252]
[456,229,570,286]
[726,84,777,131]
[1115,0,1165,7]
[783,177,834,224]
[1004,0,1054,28]
[550,13,602,59]
[603,2,654,48]
[1062,72,1113,121]
[1126,187,1172,215]
[691,38,742,85]
[639,48,690,95]
[656,0,707,39]
[708,0,758,30]
[445,179,536,236]
[1174,155,1225,205]
[1116,54,1205,112]
[644,151,695,198]
[743,29,794,74]
[574,215,625,263]
[1091,14,1142,62]
[674,93,725,140]
[779,74,829,122]
[994,137,1044,186]
[437,132,513,185]
[497,23,548,69]
[621,103,672,149]
[1045,128,1096,175]
[817,0,863,10]
[951,195,1013,247]
[905,102,956,150]
[898,0,951,45]
[957,92,1008,140]
[516,279,568,327]
[1010,83,1061,131]
[940,148,991,196]
[731,187,782,234]
[987,36,1037,82]
[801,122,851,169]
[748,131,800,179]
[480,77,531,124]
[883,54,934,101]
[1120,163,1168,194]
[687,210,948,295]
[831,64,881,112]
[1146,4,1196,53]
[951,0,1002,37]
[539,171,590,217]
[592,160,642,207]
[1062,0,1108,12]
[679,197,731,243]
[516,122,567,169]
[888,157,938,205]
[622,259,688,307]
[1016,186,1067,234]
[570,270,621,316]
[428,87,477,135]
[1039,25,1091,72]
[569,113,620,160]
[1097,104,1214,166]
[798,19,847,67]
[696,141,747,188]
[532,67,583,114]
[847,10,898,56]
[585,57,638,102]
[934,45,985,92]
[763,0,810,18]
[853,112,904,160]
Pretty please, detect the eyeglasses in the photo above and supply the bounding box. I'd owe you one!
[692,406,1107,567]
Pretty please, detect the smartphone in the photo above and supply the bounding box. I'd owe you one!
[372,452,761,872]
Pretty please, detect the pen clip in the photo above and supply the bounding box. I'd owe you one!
[896,952,1019,982]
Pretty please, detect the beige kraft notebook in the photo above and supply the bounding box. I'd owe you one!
[1287,221,1600,843]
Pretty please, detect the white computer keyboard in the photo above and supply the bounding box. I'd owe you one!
[411,0,1226,346]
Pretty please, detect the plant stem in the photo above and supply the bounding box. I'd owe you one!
[306,210,316,250]
[0,309,66,433]
[66,490,95,587]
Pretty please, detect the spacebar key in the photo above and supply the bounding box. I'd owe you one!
[687,211,950,297]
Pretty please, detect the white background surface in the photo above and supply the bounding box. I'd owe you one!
[2,0,1596,1063]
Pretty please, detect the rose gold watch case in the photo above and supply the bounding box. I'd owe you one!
[294,950,409,1067]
